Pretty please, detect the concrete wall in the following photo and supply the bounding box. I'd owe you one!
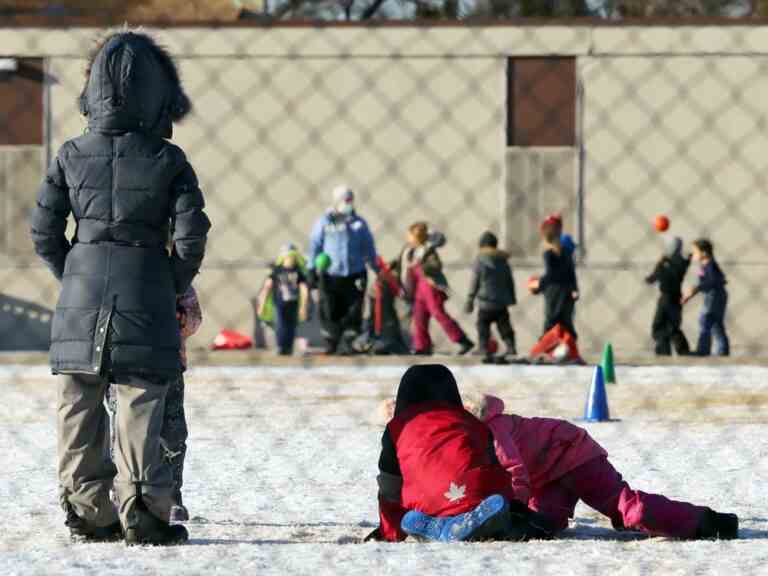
[1,25,766,355]
[0,149,44,258]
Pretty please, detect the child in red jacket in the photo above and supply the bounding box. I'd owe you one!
[368,364,552,543]
[462,393,738,540]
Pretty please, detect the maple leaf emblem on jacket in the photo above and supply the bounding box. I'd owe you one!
[444,482,466,503]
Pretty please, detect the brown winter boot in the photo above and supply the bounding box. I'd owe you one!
[125,507,189,546]
[124,487,188,546]
[65,504,123,543]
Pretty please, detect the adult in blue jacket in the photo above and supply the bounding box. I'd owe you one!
[308,186,379,354]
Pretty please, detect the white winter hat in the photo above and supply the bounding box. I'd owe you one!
[332,185,354,204]
[664,236,683,257]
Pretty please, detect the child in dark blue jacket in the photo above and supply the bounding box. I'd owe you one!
[682,239,730,356]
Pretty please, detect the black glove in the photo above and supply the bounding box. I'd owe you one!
[363,527,384,542]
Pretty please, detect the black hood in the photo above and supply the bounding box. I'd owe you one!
[79,31,191,139]
[394,364,463,416]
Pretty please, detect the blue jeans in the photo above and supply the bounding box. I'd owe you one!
[275,300,299,355]
[696,294,730,356]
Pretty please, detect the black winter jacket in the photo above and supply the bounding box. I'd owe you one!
[467,248,517,310]
[30,32,210,378]
[538,248,579,336]
[646,253,691,300]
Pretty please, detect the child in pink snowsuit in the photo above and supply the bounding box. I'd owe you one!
[464,394,738,539]
[400,222,473,355]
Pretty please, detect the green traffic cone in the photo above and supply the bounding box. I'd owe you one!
[601,343,616,384]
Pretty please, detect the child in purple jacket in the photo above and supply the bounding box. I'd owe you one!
[682,238,730,356]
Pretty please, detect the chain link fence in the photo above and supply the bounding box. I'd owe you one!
[0,20,766,575]
[2,24,767,358]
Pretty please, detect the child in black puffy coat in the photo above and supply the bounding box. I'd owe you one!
[529,216,579,339]
[645,236,691,356]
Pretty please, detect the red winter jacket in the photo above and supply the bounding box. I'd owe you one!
[377,401,514,542]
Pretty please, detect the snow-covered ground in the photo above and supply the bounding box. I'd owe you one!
[1,363,766,575]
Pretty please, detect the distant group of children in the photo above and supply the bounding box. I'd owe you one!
[256,208,731,359]
[368,364,738,542]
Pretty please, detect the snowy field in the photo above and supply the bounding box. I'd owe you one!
[1,362,767,575]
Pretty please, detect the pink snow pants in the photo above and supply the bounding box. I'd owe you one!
[411,284,464,353]
[529,456,706,538]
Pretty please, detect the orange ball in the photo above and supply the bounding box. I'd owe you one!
[655,215,670,232]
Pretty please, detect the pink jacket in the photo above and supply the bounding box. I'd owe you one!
[473,395,607,504]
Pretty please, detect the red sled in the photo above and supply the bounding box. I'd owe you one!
[529,324,583,365]
[211,329,253,350]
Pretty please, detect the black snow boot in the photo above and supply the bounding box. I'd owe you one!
[170,491,190,523]
[65,504,122,543]
[456,336,475,356]
[124,489,189,546]
[412,348,433,356]
[696,509,739,540]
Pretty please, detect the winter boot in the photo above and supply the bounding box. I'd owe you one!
[124,489,188,546]
[169,493,189,523]
[169,505,189,523]
[65,504,122,543]
[503,342,518,360]
[412,348,433,356]
[696,509,738,540]
[456,336,475,356]
[125,508,189,546]
[505,500,556,541]
[401,494,510,542]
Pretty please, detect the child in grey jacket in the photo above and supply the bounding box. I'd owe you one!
[465,231,517,362]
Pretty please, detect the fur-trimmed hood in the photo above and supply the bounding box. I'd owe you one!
[79,31,191,139]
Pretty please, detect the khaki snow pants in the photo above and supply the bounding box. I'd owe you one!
[58,373,173,528]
